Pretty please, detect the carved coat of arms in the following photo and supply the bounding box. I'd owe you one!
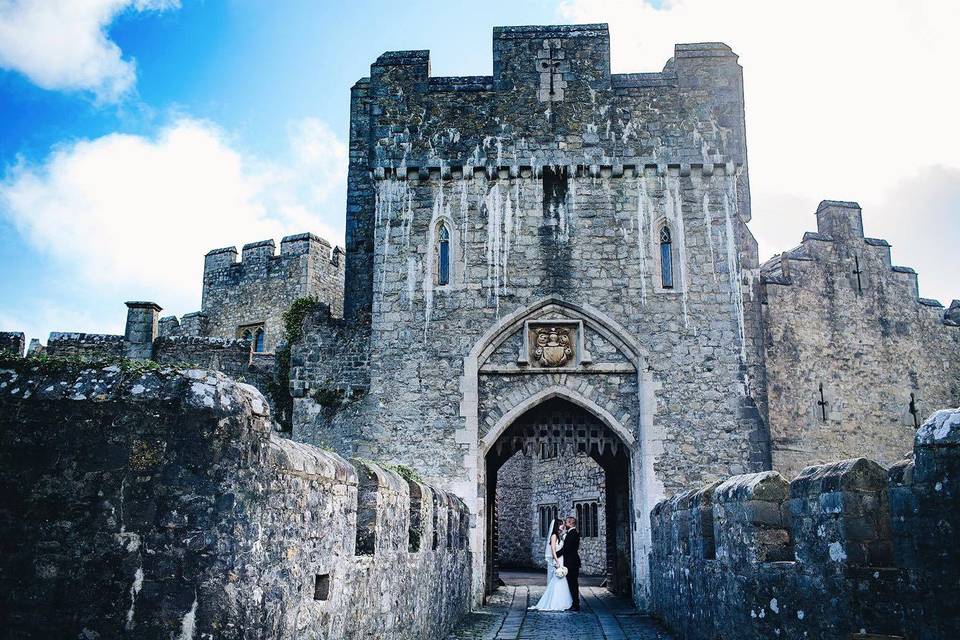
[533,326,573,367]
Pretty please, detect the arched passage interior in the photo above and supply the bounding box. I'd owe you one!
[484,397,633,597]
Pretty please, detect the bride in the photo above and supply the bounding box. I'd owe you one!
[528,518,573,611]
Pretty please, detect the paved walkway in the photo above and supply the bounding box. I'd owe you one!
[447,586,674,640]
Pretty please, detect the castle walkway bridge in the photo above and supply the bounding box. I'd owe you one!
[447,577,674,640]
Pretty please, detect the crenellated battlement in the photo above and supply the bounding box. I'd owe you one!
[203,232,342,276]
[0,364,472,638]
[761,199,957,324]
[650,407,960,639]
[198,232,345,353]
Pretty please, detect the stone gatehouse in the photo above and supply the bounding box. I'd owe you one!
[284,23,960,609]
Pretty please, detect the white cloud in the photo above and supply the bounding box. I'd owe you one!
[0,0,179,100]
[0,117,347,340]
[559,0,960,304]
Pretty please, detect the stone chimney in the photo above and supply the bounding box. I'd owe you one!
[124,301,162,360]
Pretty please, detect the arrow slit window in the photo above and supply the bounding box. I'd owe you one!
[659,225,674,289]
[436,223,450,286]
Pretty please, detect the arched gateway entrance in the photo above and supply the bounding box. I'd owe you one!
[460,296,662,609]
[485,396,634,594]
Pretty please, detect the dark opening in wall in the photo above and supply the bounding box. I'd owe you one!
[313,574,330,601]
[447,506,454,549]
[355,465,378,555]
[542,166,569,220]
[432,490,441,550]
[407,479,423,552]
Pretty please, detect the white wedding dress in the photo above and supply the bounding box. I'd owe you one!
[529,523,573,611]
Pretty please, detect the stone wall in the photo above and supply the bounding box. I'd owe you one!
[192,232,344,353]
[0,331,25,357]
[46,332,126,359]
[762,201,960,478]
[495,452,533,567]
[152,335,254,377]
[0,361,471,640]
[649,407,960,640]
[495,449,611,575]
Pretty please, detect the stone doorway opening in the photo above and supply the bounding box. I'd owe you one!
[484,397,633,597]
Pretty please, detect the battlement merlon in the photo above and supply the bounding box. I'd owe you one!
[815,200,865,239]
[203,233,344,275]
[361,25,748,198]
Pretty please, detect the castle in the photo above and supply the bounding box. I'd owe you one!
[1,23,958,639]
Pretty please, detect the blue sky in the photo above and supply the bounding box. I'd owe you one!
[1,0,958,343]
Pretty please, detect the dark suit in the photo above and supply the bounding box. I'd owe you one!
[556,528,581,610]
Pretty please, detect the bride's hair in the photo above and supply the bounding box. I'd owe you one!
[550,519,563,539]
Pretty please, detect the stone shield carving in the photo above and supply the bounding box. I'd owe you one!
[533,326,573,367]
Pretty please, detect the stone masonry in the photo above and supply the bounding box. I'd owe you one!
[292,24,768,607]
[0,361,471,639]
[649,407,960,639]
[161,232,345,353]
[761,200,960,477]
[497,451,607,575]
[0,21,957,634]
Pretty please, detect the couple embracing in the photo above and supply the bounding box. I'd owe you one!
[529,516,581,612]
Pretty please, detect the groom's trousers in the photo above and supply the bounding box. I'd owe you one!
[568,564,581,610]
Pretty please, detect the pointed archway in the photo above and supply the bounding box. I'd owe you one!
[459,295,665,610]
[484,395,634,596]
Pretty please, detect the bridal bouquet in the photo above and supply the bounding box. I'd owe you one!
[554,565,568,578]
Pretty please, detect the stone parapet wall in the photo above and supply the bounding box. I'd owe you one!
[0,362,471,640]
[152,334,254,377]
[45,332,126,359]
[0,331,25,357]
[649,407,960,640]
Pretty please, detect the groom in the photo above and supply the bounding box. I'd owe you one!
[556,515,581,612]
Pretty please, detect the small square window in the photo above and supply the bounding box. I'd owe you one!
[314,574,330,601]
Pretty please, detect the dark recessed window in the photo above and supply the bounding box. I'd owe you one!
[437,224,450,286]
[313,574,330,601]
[660,226,674,289]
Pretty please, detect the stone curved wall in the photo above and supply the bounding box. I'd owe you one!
[0,362,471,640]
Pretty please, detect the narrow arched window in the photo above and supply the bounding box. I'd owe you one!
[659,225,674,289]
[437,224,450,286]
[254,327,265,352]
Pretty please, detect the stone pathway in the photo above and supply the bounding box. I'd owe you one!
[447,586,674,639]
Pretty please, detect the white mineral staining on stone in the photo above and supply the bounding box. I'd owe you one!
[828,541,847,562]
[406,257,418,310]
[178,595,198,640]
[459,178,470,267]
[483,181,517,316]
[797,610,805,620]
[699,177,717,283]
[423,180,447,334]
[131,384,145,395]
[125,566,143,630]
[636,176,650,304]
[917,408,960,444]
[190,382,216,408]
[770,597,779,613]
[723,174,747,362]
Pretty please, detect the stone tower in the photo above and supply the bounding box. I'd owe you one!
[292,24,768,608]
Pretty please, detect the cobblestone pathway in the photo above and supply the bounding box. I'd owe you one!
[447,586,675,640]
